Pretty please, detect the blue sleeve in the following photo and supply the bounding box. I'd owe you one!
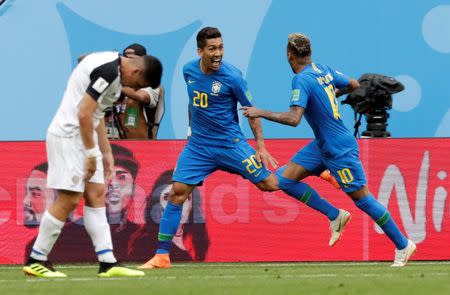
[328,66,350,89]
[290,75,310,108]
[231,73,253,107]
[182,64,189,83]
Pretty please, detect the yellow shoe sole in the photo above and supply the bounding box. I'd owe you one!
[98,266,145,278]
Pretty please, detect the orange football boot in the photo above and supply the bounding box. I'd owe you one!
[138,253,171,269]
[319,170,341,189]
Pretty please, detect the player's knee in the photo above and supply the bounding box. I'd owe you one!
[59,196,81,212]
[168,189,189,205]
[256,175,279,192]
[275,166,295,190]
[275,165,287,177]
[56,190,82,212]
[258,183,278,192]
[347,186,370,201]
[84,191,106,208]
[265,184,279,192]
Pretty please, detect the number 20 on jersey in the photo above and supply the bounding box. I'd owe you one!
[193,90,208,108]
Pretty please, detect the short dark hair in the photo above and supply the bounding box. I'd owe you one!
[124,43,147,56]
[196,27,222,49]
[32,162,48,174]
[287,33,312,58]
[142,55,163,89]
[111,144,139,180]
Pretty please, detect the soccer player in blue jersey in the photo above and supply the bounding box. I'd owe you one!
[241,33,416,267]
[138,27,347,269]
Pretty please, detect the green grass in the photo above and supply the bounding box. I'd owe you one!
[1,262,449,295]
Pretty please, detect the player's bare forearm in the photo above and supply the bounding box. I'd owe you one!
[259,110,299,127]
[79,116,95,149]
[121,86,151,104]
[336,79,360,97]
[96,118,112,154]
[248,117,265,148]
[97,118,114,180]
[78,94,98,150]
[247,116,278,169]
[241,106,304,127]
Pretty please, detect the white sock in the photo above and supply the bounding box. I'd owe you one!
[30,211,65,261]
[83,206,117,263]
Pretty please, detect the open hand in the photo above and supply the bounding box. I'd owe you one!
[255,147,279,169]
[84,157,97,181]
[102,151,115,181]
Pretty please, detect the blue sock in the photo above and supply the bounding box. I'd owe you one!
[354,194,408,249]
[275,168,339,221]
[156,202,183,254]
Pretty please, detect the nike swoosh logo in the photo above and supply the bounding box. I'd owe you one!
[187,79,195,84]
[254,170,262,178]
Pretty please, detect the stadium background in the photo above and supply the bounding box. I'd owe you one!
[0,0,449,264]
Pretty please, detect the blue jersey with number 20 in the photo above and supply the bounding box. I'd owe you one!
[290,63,357,158]
[183,59,253,147]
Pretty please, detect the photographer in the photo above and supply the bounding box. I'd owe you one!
[115,44,165,139]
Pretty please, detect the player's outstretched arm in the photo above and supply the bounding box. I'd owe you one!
[247,117,278,169]
[241,106,304,127]
[335,78,360,97]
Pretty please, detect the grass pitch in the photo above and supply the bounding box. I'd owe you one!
[0,262,449,295]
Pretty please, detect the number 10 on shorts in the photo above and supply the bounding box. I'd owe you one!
[337,168,354,184]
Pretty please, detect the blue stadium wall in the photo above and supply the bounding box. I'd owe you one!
[0,0,449,140]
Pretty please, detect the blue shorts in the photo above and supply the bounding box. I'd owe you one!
[172,140,271,186]
[291,140,367,193]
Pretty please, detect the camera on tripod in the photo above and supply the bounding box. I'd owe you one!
[341,73,404,137]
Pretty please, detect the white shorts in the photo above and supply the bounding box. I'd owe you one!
[46,132,104,192]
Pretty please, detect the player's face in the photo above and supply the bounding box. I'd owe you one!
[198,37,224,73]
[120,57,148,90]
[23,170,55,225]
[122,72,148,90]
[286,48,296,73]
[106,166,134,218]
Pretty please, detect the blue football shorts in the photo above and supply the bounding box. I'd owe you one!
[291,140,367,193]
[172,140,271,186]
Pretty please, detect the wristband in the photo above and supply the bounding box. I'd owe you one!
[84,147,97,158]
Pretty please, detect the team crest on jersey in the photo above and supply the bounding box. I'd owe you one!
[211,81,222,95]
